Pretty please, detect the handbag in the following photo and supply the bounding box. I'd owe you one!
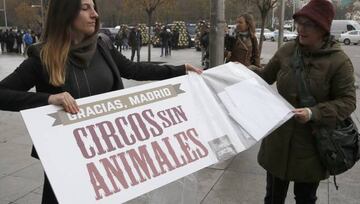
[293,45,360,188]
[313,118,360,176]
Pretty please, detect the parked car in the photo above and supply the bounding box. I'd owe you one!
[99,27,119,43]
[271,30,297,42]
[255,28,273,41]
[339,30,360,45]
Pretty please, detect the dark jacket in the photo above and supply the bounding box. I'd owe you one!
[256,39,356,182]
[200,31,209,48]
[129,30,142,47]
[0,34,186,158]
[159,30,170,44]
[0,31,3,43]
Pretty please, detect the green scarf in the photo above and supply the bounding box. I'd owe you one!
[69,34,98,68]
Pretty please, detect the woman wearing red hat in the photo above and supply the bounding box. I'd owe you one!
[252,0,356,203]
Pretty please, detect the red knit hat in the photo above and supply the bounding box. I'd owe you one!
[293,0,335,33]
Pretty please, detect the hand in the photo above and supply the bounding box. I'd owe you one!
[293,108,311,124]
[48,92,80,114]
[185,63,203,74]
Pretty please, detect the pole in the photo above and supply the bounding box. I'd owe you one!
[147,11,152,62]
[209,0,225,68]
[40,0,44,29]
[2,0,7,28]
[271,7,275,30]
[278,0,285,48]
[292,0,296,31]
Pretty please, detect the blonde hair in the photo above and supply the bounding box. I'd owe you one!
[40,36,71,86]
[238,14,256,39]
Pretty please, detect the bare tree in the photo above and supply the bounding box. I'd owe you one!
[226,0,258,24]
[347,0,360,21]
[14,2,40,30]
[256,0,277,54]
[124,0,175,62]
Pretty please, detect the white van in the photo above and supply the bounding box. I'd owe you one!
[331,20,360,40]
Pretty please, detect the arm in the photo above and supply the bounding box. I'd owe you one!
[108,43,187,80]
[310,58,356,127]
[251,52,281,85]
[0,57,50,111]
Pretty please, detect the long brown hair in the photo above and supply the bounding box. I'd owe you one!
[40,0,100,86]
[238,14,256,39]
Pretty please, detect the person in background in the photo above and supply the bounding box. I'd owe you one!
[6,28,16,53]
[23,29,33,55]
[251,0,356,203]
[200,25,210,69]
[0,29,5,53]
[0,0,202,203]
[224,23,231,62]
[129,25,142,62]
[225,14,260,67]
[167,28,173,56]
[31,31,38,44]
[160,27,170,57]
[172,28,179,50]
[121,25,129,51]
[115,29,122,52]
[16,30,23,54]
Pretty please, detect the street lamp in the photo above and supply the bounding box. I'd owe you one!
[0,0,8,28]
[31,0,44,29]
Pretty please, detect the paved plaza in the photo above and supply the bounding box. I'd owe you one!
[0,42,360,204]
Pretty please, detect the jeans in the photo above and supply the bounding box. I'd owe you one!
[131,45,140,62]
[161,42,169,56]
[264,172,319,204]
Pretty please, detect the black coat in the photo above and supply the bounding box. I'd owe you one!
[0,34,186,158]
[129,30,142,47]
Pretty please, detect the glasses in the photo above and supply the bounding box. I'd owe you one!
[295,20,318,31]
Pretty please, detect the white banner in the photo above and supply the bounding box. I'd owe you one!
[21,63,294,204]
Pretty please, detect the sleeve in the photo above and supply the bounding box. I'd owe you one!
[108,44,186,81]
[0,57,50,111]
[252,51,281,85]
[310,58,356,127]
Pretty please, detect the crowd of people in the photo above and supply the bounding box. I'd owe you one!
[0,0,357,203]
[112,22,186,61]
[0,28,40,55]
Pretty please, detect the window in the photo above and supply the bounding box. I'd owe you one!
[347,24,355,31]
[349,31,357,35]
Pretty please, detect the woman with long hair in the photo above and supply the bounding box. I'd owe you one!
[0,0,201,203]
[225,14,260,67]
